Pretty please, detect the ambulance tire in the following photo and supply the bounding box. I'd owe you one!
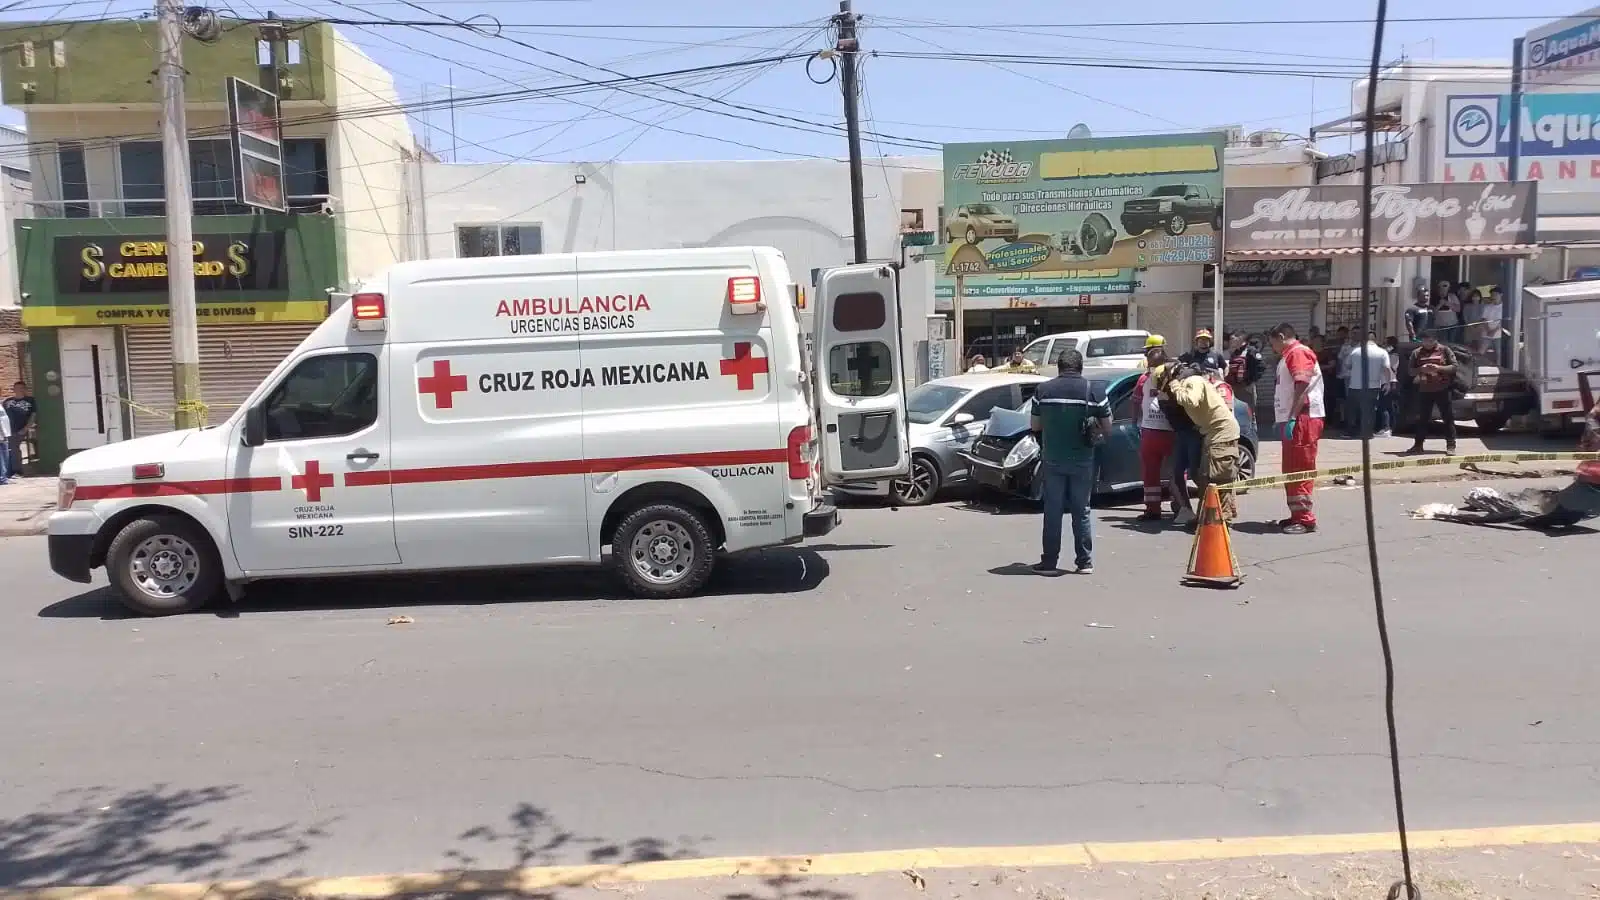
[613,503,717,599]
[106,515,222,616]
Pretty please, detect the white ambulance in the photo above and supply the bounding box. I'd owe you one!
[46,247,910,616]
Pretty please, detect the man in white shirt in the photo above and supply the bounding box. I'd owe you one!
[0,400,11,484]
[1343,331,1395,439]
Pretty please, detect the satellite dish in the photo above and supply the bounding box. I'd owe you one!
[1067,123,1092,139]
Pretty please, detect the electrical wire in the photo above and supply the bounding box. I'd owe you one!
[305,13,1586,28]
[1355,1,1415,898]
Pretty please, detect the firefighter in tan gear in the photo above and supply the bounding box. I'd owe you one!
[1158,363,1241,522]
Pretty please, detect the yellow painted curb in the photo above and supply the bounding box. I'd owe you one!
[5,822,1599,900]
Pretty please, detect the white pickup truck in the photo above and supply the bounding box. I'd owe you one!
[1523,281,1600,432]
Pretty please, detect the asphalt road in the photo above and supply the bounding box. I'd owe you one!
[0,479,1595,889]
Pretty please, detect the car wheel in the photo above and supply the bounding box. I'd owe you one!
[613,503,716,599]
[1165,213,1188,236]
[106,515,223,616]
[1473,414,1508,434]
[964,225,979,245]
[1237,442,1257,480]
[890,455,941,506]
[1079,213,1116,257]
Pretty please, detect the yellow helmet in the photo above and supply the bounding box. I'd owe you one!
[1144,334,1166,349]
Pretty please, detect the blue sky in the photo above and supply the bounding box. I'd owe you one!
[0,0,1570,160]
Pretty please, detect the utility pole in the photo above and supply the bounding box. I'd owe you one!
[833,0,868,265]
[156,0,202,429]
[1506,37,1526,370]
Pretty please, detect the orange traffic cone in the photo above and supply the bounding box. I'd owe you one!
[1182,484,1243,588]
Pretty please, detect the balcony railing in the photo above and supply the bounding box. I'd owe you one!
[23,195,335,218]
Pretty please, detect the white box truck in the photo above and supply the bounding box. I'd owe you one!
[1523,280,1600,432]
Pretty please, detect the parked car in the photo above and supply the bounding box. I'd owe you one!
[1391,340,1535,434]
[944,203,1020,245]
[961,369,1258,501]
[1120,184,1224,237]
[833,372,1046,506]
[1019,329,1151,375]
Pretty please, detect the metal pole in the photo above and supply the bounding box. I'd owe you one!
[448,69,459,162]
[1506,38,1526,370]
[834,0,868,265]
[953,273,966,367]
[1212,263,1225,339]
[157,0,201,430]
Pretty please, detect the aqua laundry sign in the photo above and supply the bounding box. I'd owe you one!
[1440,91,1600,187]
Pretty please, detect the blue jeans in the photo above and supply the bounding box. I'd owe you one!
[0,439,10,481]
[1040,459,1095,569]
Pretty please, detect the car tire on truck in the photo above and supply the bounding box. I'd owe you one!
[612,502,717,598]
[105,515,223,616]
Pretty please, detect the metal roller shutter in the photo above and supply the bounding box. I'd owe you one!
[1192,292,1318,420]
[124,323,318,437]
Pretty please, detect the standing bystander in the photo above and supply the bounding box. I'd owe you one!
[1133,337,1174,521]
[1224,331,1265,420]
[1343,331,1395,439]
[1270,323,1326,534]
[3,381,35,477]
[1161,365,1242,522]
[1407,330,1460,456]
[1029,349,1109,576]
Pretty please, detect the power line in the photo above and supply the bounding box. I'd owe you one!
[0,53,812,159]
[302,13,1595,29]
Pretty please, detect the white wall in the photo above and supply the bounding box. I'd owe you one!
[0,125,30,308]
[327,28,413,284]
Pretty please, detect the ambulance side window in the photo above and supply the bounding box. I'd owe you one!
[263,352,379,442]
[827,291,892,398]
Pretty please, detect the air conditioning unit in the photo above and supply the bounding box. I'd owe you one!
[1248,129,1291,147]
[1214,125,1246,146]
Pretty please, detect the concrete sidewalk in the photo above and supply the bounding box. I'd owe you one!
[1254,426,1584,485]
[0,476,57,537]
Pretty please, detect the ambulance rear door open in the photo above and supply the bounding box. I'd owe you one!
[811,264,910,484]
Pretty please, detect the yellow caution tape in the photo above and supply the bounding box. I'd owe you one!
[1219,451,1600,493]
[106,395,210,427]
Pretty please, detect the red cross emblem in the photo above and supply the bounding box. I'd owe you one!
[417,359,469,409]
[719,342,769,391]
[291,460,335,502]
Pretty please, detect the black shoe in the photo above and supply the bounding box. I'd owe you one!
[1406,444,1425,455]
[1137,510,1163,521]
[1032,562,1065,577]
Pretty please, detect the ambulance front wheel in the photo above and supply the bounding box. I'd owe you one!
[105,515,223,616]
[613,503,716,599]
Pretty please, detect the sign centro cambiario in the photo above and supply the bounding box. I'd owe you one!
[54,231,287,294]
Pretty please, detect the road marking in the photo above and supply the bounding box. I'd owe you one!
[6,822,1598,900]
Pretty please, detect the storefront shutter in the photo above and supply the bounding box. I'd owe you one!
[1192,292,1319,420]
[124,323,318,437]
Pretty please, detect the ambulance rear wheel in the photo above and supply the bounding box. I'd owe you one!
[614,503,716,599]
[106,515,222,616]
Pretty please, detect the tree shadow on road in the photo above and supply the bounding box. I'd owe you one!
[0,784,332,889]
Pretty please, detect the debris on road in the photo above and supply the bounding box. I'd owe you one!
[1085,622,1115,629]
[1023,636,1047,644]
[903,868,926,890]
[387,615,414,626]
[1410,483,1600,530]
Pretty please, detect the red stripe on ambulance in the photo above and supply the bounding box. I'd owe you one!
[68,450,788,504]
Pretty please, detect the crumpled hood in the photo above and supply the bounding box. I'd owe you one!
[981,405,1033,439]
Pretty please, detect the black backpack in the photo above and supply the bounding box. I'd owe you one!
[1446,345,1473,397]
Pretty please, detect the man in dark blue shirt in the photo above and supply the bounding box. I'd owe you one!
[1029,349,1110,575]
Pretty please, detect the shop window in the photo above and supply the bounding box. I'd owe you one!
[827,341,892,398]
[118,138,329,216]
[263,352,378,441]
[457,224,543,258]
[57,141,90,218]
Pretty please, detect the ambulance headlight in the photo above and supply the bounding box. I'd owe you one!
[1004,435,1039,468]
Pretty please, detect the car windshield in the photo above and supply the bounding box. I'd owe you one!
[967,204,997,215]
[906,383,970,424]
[1149,185,1188,197]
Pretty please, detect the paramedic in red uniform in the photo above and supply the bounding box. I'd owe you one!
[1132,337,1173,521]
[1270,322,1325,534]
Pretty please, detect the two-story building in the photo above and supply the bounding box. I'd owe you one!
[4,17,416,472]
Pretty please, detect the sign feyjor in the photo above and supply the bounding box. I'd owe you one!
[1223,183,1538,255]
[1442,92,1600,188]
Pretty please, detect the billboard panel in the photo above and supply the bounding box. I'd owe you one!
[228,76,287,212]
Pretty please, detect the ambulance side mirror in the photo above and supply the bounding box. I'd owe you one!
[243,406,266,447]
